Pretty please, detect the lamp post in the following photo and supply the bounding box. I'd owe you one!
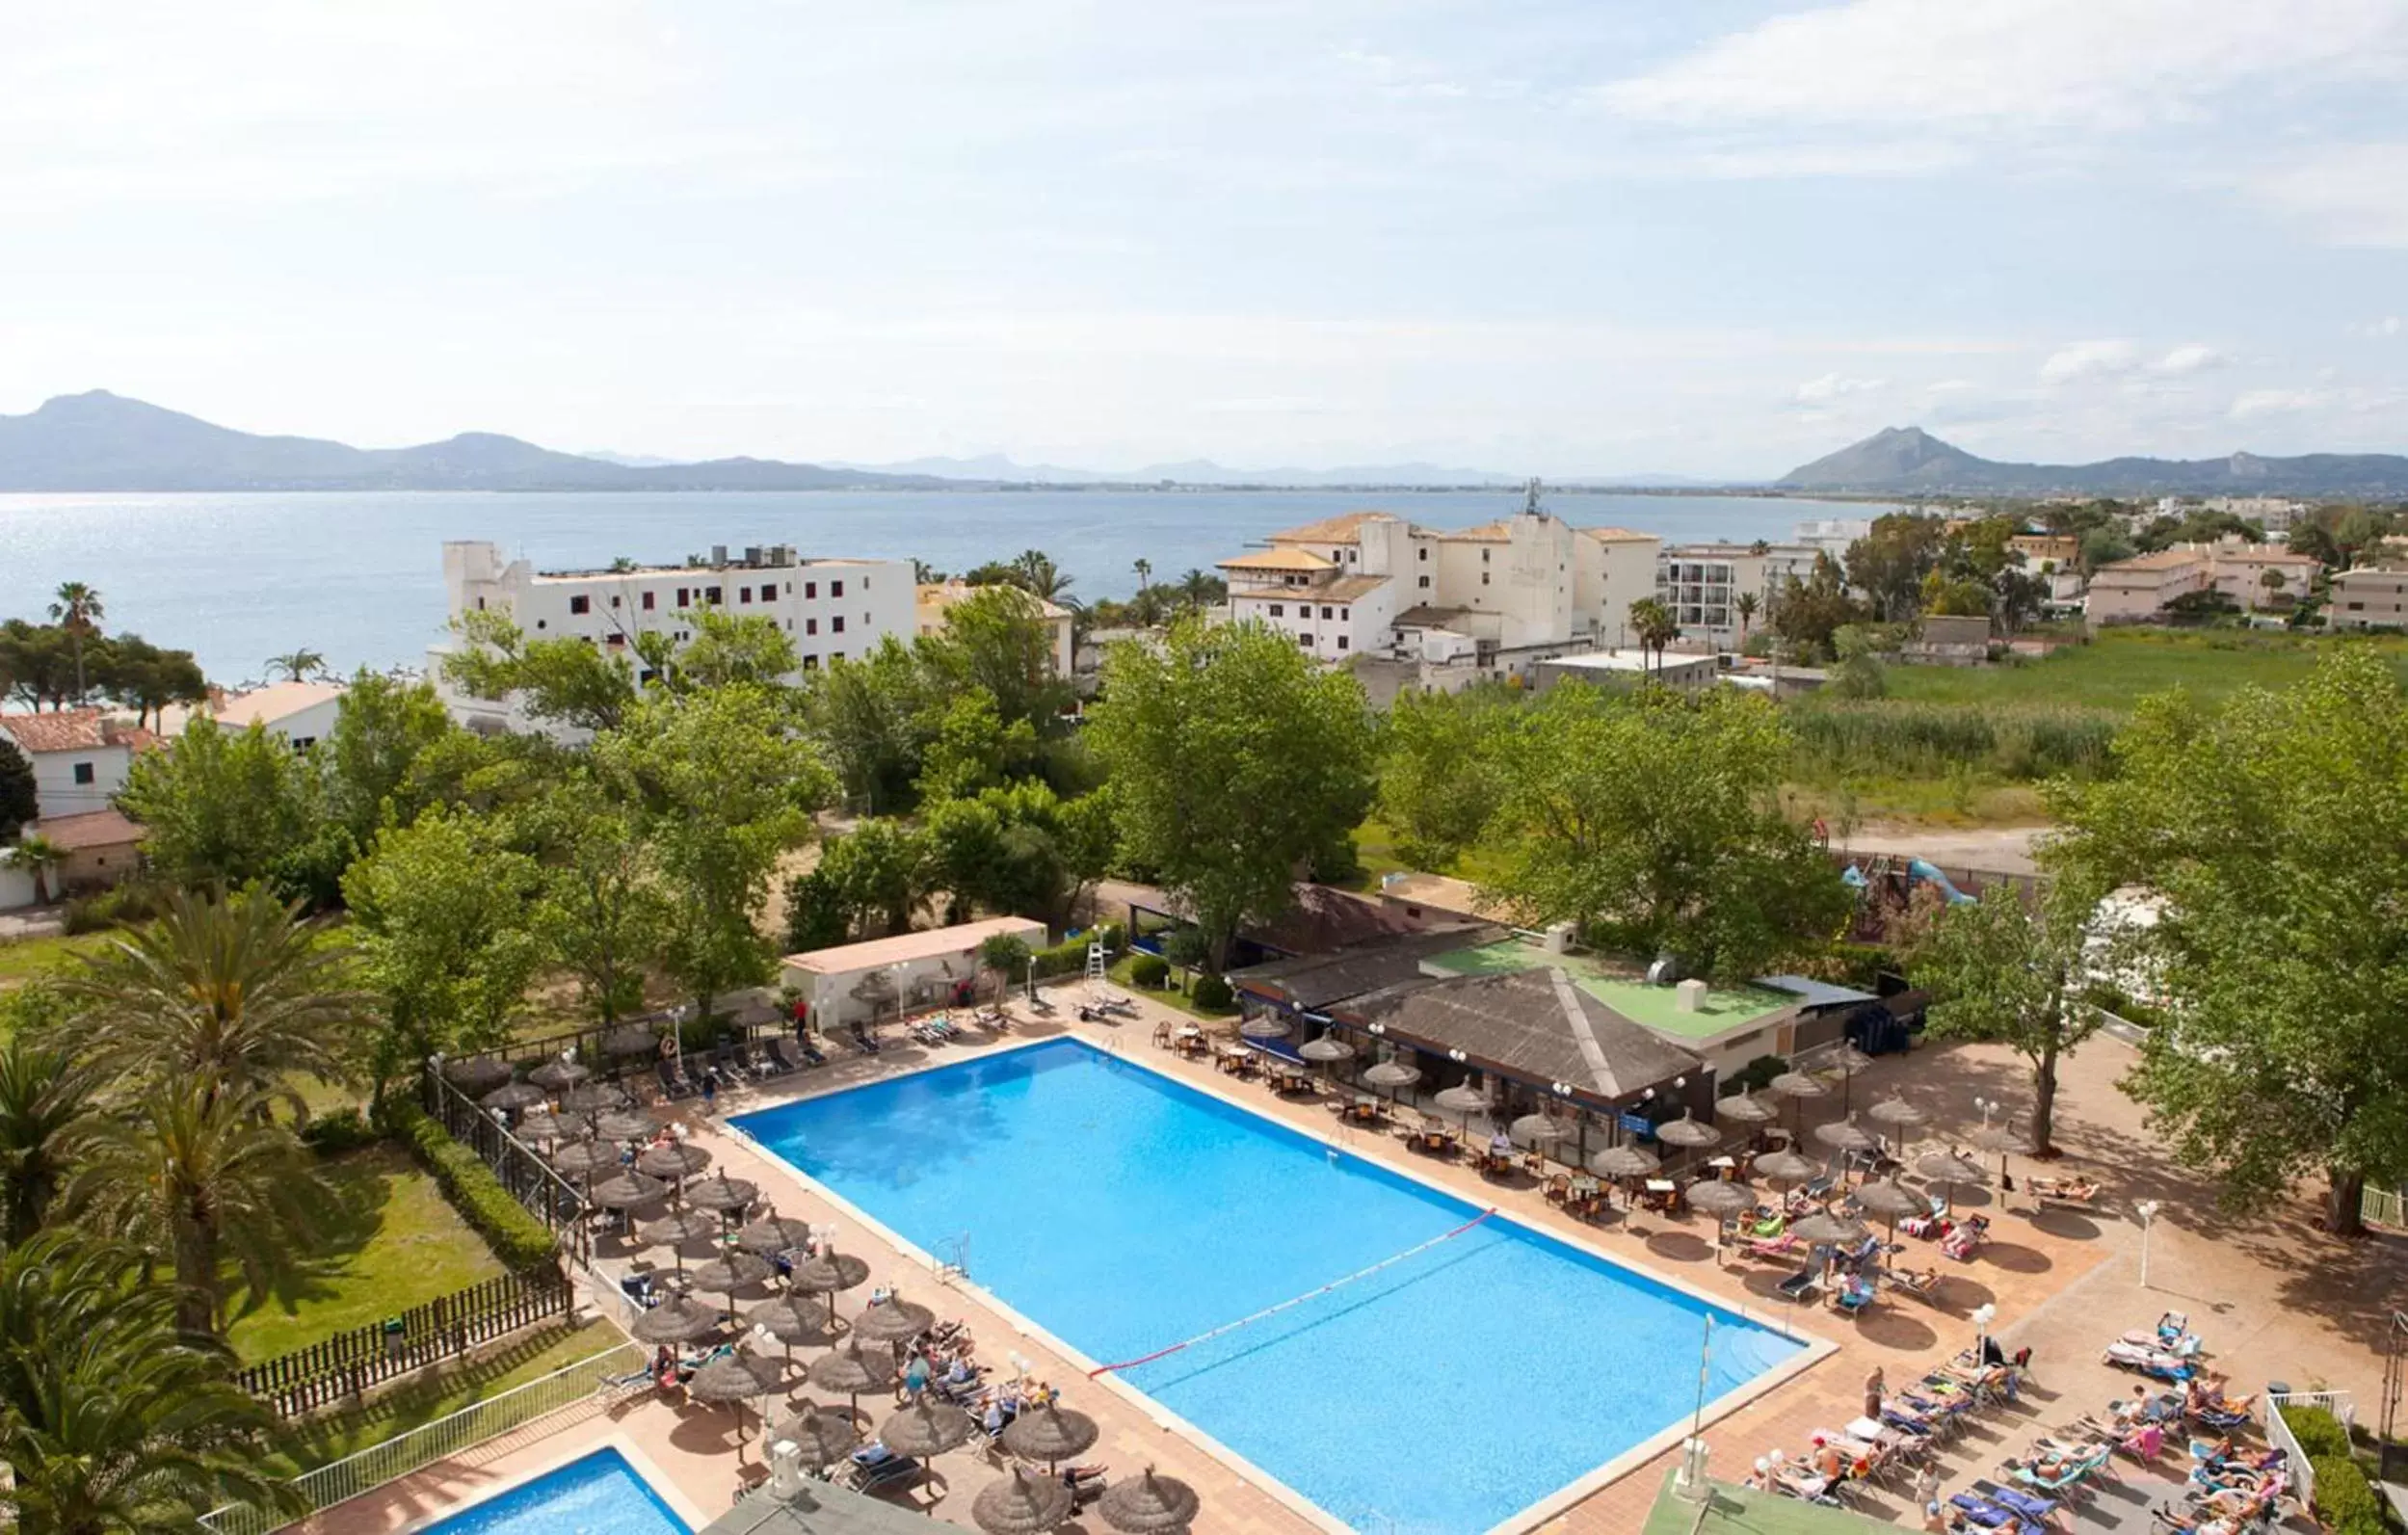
[1974,1096,2000,1131]
[2135,1199,2161,1289]
[1972,1302,1998,1363]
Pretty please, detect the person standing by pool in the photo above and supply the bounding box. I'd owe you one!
[903,1349,931,1402]
[1865,1364,1886,1420]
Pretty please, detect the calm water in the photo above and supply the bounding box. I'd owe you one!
[733,1040,1802,1534]
[420,1448,687,1535]
[0,489,1861,685]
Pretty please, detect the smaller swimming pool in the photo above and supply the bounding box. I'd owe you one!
[415,1447,688,1535]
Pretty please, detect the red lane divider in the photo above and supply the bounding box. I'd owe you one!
[1087,1206,1499,1378]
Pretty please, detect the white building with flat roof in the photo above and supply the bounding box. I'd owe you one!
[434,541,914,735]
[1654,543,1822,647]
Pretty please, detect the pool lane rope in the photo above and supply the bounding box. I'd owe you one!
[1087,1206,1499,1378]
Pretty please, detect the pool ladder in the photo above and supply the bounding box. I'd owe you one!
[936,1231,972,1285]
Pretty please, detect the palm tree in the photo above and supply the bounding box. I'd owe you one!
[1131,557,1152,594]
[1734,592,1759,646]
[61,887,369,1110]
[1178,568,1220,613]
[47,581,104,702]
[0,1036,94,1244]
[263,648,327,683]
[0,1230,298,1534]
[1011,550,1072,601]
[14,833,62,906]
[71,1078,331,1338]
[1627,597,1678,678]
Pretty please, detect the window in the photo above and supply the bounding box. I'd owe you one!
[290,737,315,753]
[1346,548,1357,563]
[862,613,871,628]
[832,580,845,597]
[641,592,655,611]
[832,616,846,633]
[1297,632,1310,646]
[72,761,95,785]
[831,650,844,662]
[535,619,547,629]
[802,655,819,670]
[705,586,723,604]
[1336,635,1349,650]
[606,632,625,646]
[676,588,690,608]
[1340,607,1349,621]
[1481,572,1491,586]
[1417,575,1431,589]
[806,618,818,635]
[1269,603,1284,618]
[476,596,487,610]
[861,575,870,590]
[569,595,591,615]
[1320,606,1333,620]
[1481,549,1491,564]
[610,594,622,608]
[2349,601,2366,611]
[805,581,818,599]
[739,586,753,603]
[1417,547,1428,561]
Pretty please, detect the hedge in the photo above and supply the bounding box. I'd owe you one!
[1030,922,1126,981]
[383,1100,560,1271]
[299,1106,379,1157]
[1128,955,1170,989]
[1190,975,1233,1011]
[2310,1454,2385,1535]
[2286,1405,2352,1460]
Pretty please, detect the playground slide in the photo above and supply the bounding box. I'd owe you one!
[1907,858,1976,904]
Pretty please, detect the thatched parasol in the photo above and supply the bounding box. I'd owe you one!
[1970,1124,2032,1187]
[558,1082,627,1115]
[1753,1149,1819,1187]
[1790,1210,1871,1247]
[999,1401,1100,1469]
[1298,1037,1354,1063]
[1917,1151,1986,1206]
[877,1398,974,1458]
[640,1207,722,1255]
[1684,1179,1757,1219]
[973,1466,1076,1535]
[852,1296,936,1348]
[512,1108,568,1143]
[1824,1044,1874,1111]
[747,1293,838,1361]
[445,1056,514,1094]
[1589,1144,1659,1178]
[1813,1117,1877,1155]
[1510,1112,1572,1145]
[1853,1177,1927,1269]
[769,1400,860,1468]
[637,1142,713,1179]
[1865,1096,1929,1153]
[1716,1093,1780,1125]
[684,1171,757,1215]
[735,1214,816,1257]
[792,1246,873,1323]
[688,1350,781,1459]
[1361,1060,1420,1097]
[587,1170,668,1210]
[1238,1014,1292,1041]
[629,1294,722,1344]
[1433,1082,1490,1132]
[482,1079,545,1111]
[591,1109,659,1143]
[1098,1467,1201,1533]
[689,1252,774,1299]
[528,1058,590,1093]
[807,1338,895,1416]
[1654,1111,1722,1151]
[552,1141,620,1180]
[603,1023,659,1058]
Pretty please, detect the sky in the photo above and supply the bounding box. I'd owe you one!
[3,0,2405,480]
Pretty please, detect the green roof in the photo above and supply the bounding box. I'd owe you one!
[1643,1472,1899,1535]
[1424,940,1795,1041]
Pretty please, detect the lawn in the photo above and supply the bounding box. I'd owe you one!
[0,929,113,990]
[1108,953,1238,1019]
[269,1319,627,1472]
[1882,627,2408,712]
[225,1145,506,1364]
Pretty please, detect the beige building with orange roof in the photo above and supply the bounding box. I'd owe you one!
[913,580,1074,675]
[2084,547,2210,623]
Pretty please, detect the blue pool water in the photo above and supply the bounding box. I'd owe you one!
[419,1448,687,1535]
[734,1040,1805,1534]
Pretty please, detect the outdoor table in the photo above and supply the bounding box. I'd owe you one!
[1344,1098,1380,1125]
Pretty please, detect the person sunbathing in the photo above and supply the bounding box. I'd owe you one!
[1808,1438,1848,1480]
[2032,1175,2099,1200]
[2184,1377,2255,1418]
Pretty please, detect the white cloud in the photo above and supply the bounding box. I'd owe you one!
[2230,388,2331,418]
[1792,373,1887,403]
[1601,0,2408,132]
[2150,343,2231,375]
[2243,144,2408,248]
[2356,316,2404,337]
[2039,339,2140,384]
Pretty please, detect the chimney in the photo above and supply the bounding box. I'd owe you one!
[1675,978,1709,1014]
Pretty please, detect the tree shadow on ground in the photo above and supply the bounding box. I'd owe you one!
[231,1147,399,1331]
[270,1322,599,1472]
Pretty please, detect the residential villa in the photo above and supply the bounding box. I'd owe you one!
[2205,543,2319,610]
[0,707,149,821]
[1216,503,1661,689]
[913,580,1074,675]
[1654,543,1822,646]
[157,678,347,749]
[2006,532,2080,568]
[431,541,915,736]
[2084,540,2323,625]
[2327,566,2408,630]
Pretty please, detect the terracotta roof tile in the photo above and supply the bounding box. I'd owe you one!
[26,808,145,851]
[0,708,117,754]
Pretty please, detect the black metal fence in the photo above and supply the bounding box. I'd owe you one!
[422,1069,597,1265]
[236,1268,573,1418]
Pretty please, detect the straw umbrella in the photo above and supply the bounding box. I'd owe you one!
[588,1170,668,1211]
[1684,1178,1758,1261]
[1715,1092,1780,1152]
[529,1057,590,1093]
[1753,1149,1819,1192]
[1297,1037,1353,1090]
[688,1351,780,1458]
[1000,1401,1099,1471]
[769,1400,860,1471]
[974,1466,1075,1535]
[1655,1111,1721,1152]
[1433,1081,1490,1133]
[807,1338,895,1420]
[640,1207,722,1270]
[512,1108,568,1143]
[1865,1097,1929,1156]
[1813,1116,1878,1178]
[592,1108,659,1144]
[1853,1178,1926,1272]
[792,1246,873,1325]
[1790,1210,1870,1247]
[1825,1045,1874,1113]
[1361,1059,1419,1106]
[1237,1014,1291,1041]
[603,1023,658,1059]
[1767,1071,1826,1137]
[445,1056,514,1095]
[552,1141,621,1186]
[1510,1111,1572,1148]
[685,1171,758,1217]
[482,1079,546,1112]
[735,1214,815,1257]
[690,1253,775,1320]
[1917,1151,1986,1210]
[1970,1125,2031,1192]
[853,1296,937,1349]
[878,1398,973,1458]
[747,1293,838,1364]
[1099,1468,1200,1534]
[629,1294,722,1345]
[637,1142,713,1180]
[1590,1144,1658,1178]
[559,1082,627,1115]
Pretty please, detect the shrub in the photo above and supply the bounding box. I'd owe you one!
[1190,974,1234,1011]
[384,1100,559,1271]
[60,878,172,935]
[1128,954,1170,988]
[1724,1054,1787,1095]
[299,1106,378,1156]
[2286,1405,2353,1460]
[2310,1454,2384,1535]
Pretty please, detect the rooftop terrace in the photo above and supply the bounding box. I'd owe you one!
[1423,940,1797,1041]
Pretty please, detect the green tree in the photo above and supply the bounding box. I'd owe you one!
[2051,649,2408,1231]
[1770,553,1866,660]
[95,635,208,730]
[343,806,543,1088]
[1733,591,1758,645]
[0,737,36,841]
[916,584,1071,735]
[810,818,933,940]
[72,1077,331,1338]
[0,620,79,711]
[1827,624,1888,701]
[0,1231,298,1535]
[1087,618,1375,968]
[1011,549,1073,601]
[521,784,670,1026]
[263,648,327,683]
[441,609,638,733]
[916,690,1040,802]
[803,638,940,813]
[1903,882,2098,1154]
[1375,684,1516,870]
[1177,568,1224,613]
[1627,597,1678,675]
[322,670,460,848]
[2077,524,2135,576]
[118,716,322,893]
[597,686,831,1019]
[0,1036,94,1244]
[13,832,60,906]
[59,887,367,1110]
[1475,683,1844,981]
[978,931,1033,1001]
[1843,515,1945,622]
[658,607,799,694]
[47,582,104,701]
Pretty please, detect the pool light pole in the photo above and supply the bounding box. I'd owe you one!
[2135,1199,2161,1289]
[1972,1302,1998,1361]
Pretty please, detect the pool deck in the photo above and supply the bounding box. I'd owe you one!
[308,989,2406,1535]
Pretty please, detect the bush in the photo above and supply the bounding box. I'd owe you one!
[299,1106,378,1156]
[383,1100,559,1271]
[2286,1405,2353,1460]
[1128,954,1170,989]
[60,878,172,935]
[2310,1454,2385,1535]
[1724,1054,1787,1095]
[1190,974,1234,1011]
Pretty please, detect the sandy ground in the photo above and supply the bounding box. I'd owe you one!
[1835,825,2051,876]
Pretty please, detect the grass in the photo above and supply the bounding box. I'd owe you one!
[0,929,112,989]
[225,1145,506,1364]
[268,1319,625,1473]
[1108,954,1238,1019]
[1882,627,2408,711]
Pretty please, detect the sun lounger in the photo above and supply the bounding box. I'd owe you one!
[1886,1267,1945,1305]
[2104,1339,2195,1380]
[847,1447,925,1493]
[1949,1492,2046,1534]
[2027,1175,2101,1208]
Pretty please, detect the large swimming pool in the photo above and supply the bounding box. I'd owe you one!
[734,1039,1806,1534]
[418,1448,687,1535]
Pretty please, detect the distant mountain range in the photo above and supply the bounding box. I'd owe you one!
[1780,426,2408,496]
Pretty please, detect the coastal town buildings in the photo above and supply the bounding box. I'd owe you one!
[157,678,346,750]
[1654,543,1821,645]
[2326,566,2408,630]
[0,707,146,821]
[914,580,1074,675]
[2084,540,2324,625]
[431,541,915,736]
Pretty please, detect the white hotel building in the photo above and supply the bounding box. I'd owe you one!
[433,541,915,735]
[1216,506,1661,687]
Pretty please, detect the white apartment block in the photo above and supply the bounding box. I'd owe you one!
[1792,516,1872,558]
[2327,567,2408,630]
[1654,543,1822,647]
[1215,504,1661,684]
[434,541,914,735]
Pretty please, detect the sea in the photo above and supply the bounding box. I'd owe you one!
[0,489,1877,686]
